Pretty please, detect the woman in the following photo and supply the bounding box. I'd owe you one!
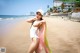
[26,9,52,53]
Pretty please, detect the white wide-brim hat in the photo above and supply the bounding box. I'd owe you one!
[37,9,44,15]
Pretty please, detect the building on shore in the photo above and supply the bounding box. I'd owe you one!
[63,2,75,12]
[53,0,75,13]
[73,7,80,12]
[53,0,62,13]
[30,12,35,16]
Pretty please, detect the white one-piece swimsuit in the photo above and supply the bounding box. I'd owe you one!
[30,21,39,38]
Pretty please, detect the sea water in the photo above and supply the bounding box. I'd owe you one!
[0,15,34,21]
[0,15,35,36]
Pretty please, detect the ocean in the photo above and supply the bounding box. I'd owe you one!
[0,15,34,21]
[0,15,35,36]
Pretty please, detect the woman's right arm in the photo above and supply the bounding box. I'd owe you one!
[26,17,36,23]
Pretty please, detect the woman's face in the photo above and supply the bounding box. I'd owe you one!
[36,12,42,20]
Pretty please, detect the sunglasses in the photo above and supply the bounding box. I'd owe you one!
[36,12,42,16]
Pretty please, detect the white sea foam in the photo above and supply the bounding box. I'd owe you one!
[0,16,34,21]
[5,18,14,20]
[0,18,15,21]
[0,18,3,21]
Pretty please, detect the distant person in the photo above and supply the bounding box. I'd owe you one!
[26,9,52,53]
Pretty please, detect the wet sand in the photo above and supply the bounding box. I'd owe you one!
[0,16,80,53]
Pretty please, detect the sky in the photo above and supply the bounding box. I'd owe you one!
[0,0,53,15]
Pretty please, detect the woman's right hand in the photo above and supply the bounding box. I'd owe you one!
[26,17,36,23]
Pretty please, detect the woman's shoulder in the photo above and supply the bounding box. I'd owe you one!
[40,20,46,27]
[41,19,46,23]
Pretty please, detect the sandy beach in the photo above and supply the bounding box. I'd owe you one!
[0,16,80,53]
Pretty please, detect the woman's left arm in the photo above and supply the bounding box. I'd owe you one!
[33,20,45,27]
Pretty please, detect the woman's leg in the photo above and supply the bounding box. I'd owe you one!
[35,43,40,53]
[35,40,42,53]
[28,38,39,53]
